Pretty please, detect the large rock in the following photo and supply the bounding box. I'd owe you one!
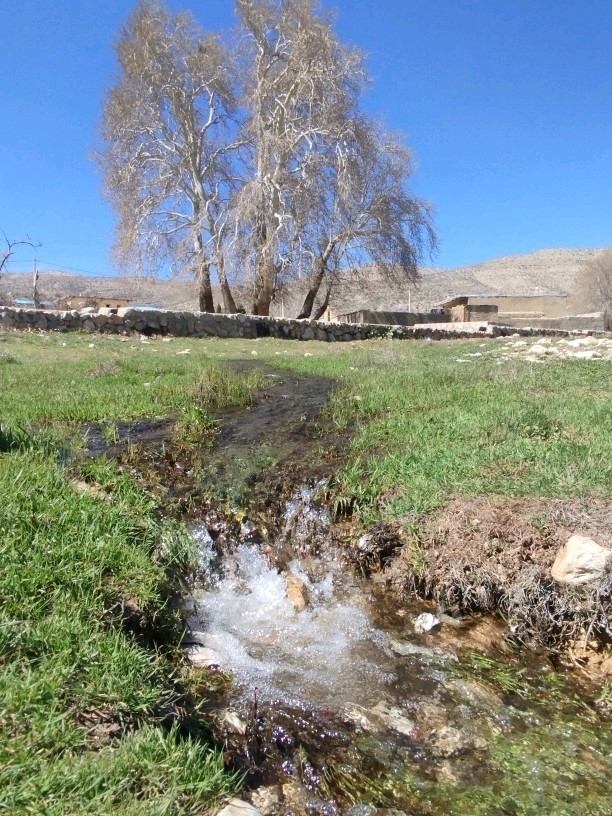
[551,535,612,585]
[430,725,486,758]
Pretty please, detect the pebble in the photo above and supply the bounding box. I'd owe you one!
[414,612,441,633]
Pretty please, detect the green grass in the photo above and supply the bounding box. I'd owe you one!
[1,328,611,812]
[0,445,239,814]
[0,333,252,814]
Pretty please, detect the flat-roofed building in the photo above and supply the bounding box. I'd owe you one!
[62,295,131,310]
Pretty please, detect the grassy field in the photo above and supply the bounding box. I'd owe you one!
[1,329,612,813]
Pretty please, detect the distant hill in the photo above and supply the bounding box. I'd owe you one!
[1,247,607,317]
[324,248,606,317]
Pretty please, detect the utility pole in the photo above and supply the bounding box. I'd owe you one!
[32,255,40,308]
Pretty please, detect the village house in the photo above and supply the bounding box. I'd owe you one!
[60,295,131,311]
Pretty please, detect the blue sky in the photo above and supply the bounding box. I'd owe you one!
[1,0,611,276]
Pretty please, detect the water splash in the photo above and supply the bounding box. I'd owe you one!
[187,539,395,707]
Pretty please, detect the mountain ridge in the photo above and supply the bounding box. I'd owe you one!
[1,247,606,316]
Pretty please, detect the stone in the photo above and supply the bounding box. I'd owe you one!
[285,573,309,612]
[415,702,449,731]
[216,799,263,816]
[185,644,223,667]
[551,535,612,585]
[430,725,485,758]
[250,787,280,816]
[70,479,109,502]
[389,638,457,663]
[573,350,602,359]
[221,709,247,735]
[370,701,417,737]
[414,612,442,634]
[343,703,381,732]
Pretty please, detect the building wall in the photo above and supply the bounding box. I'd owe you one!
[65,296,131,310]
[336,310,448,326]
[468,295,569,318]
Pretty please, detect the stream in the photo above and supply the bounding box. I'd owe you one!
[184,489,612,816]
[98,363,611,814]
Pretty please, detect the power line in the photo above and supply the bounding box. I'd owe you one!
[6,259,118,277]
[37,260,116,277]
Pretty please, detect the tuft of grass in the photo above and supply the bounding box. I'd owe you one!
[174,364,263,444]
[193,363,262,411]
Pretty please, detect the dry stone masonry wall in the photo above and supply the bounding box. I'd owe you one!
[0,305,594,342]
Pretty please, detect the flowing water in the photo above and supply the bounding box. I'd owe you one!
[185,502,612,816]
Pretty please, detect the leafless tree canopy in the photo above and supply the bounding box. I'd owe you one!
[98,1,240,312]
[98,0,436,316]
[579,249,612,330]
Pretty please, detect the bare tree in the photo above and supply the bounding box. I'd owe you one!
[98,1,241,313]
[0,233,40,307]
[0,233,38,279]
[579,249,612,331]
[294,118,436,319]
[234,0,367,315]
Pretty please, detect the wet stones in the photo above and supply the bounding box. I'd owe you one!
[389,638,458,664]
[249,786,280,816]
[429,725,487,758]
[551,535,612,584]
[343,701,417,738]
[283,483,331,555]
[369,701,417,738]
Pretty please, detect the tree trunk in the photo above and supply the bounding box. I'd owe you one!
[217,258,237,314]
[193,223,214,312]
[297,262,326,319]
[252,253,275,315]
[313,284,332,321]
[252,278,274,315]
[198,263,214,313]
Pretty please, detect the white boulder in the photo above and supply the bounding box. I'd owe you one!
[551,535,612,585]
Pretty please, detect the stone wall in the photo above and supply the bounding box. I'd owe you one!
[0,304,592,342]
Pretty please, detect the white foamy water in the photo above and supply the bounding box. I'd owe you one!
[187,537,395,707]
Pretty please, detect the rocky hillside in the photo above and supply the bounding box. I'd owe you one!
[1,247,606,316]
